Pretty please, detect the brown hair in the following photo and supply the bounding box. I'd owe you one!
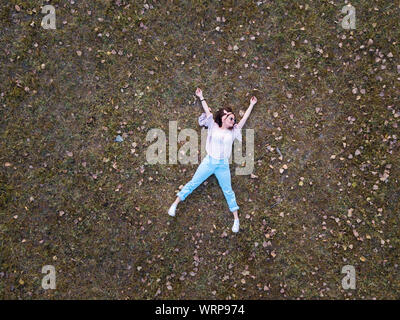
[214,107,235,130]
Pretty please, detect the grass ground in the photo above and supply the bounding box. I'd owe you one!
[1,0,399,299]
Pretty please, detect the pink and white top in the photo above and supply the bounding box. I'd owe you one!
[198,113,242,160]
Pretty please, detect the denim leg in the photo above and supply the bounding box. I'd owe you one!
[177,156,215,201]
[214,164,239,212]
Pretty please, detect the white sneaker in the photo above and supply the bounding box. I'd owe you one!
[232,219,240,233]
[168,203,177,217]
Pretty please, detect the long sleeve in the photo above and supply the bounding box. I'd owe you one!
[198,112,214,129]
[232,123,242,142]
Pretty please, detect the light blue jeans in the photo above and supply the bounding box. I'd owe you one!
[177,154,239,212]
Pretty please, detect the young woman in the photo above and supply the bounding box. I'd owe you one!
[168,88,257,233]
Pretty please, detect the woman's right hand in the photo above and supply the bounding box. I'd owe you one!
[196,88,203,99]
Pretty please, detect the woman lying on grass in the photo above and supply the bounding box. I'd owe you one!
[168,88,257,233]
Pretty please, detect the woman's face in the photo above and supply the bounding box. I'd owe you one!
[222,110,235,128]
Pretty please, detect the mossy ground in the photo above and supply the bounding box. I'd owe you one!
[1,0,399,299]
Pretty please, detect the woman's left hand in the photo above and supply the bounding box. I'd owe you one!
[250,96,257,105]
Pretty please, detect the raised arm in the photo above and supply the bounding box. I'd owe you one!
[195,88,212,117]
[237,96,257,128]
